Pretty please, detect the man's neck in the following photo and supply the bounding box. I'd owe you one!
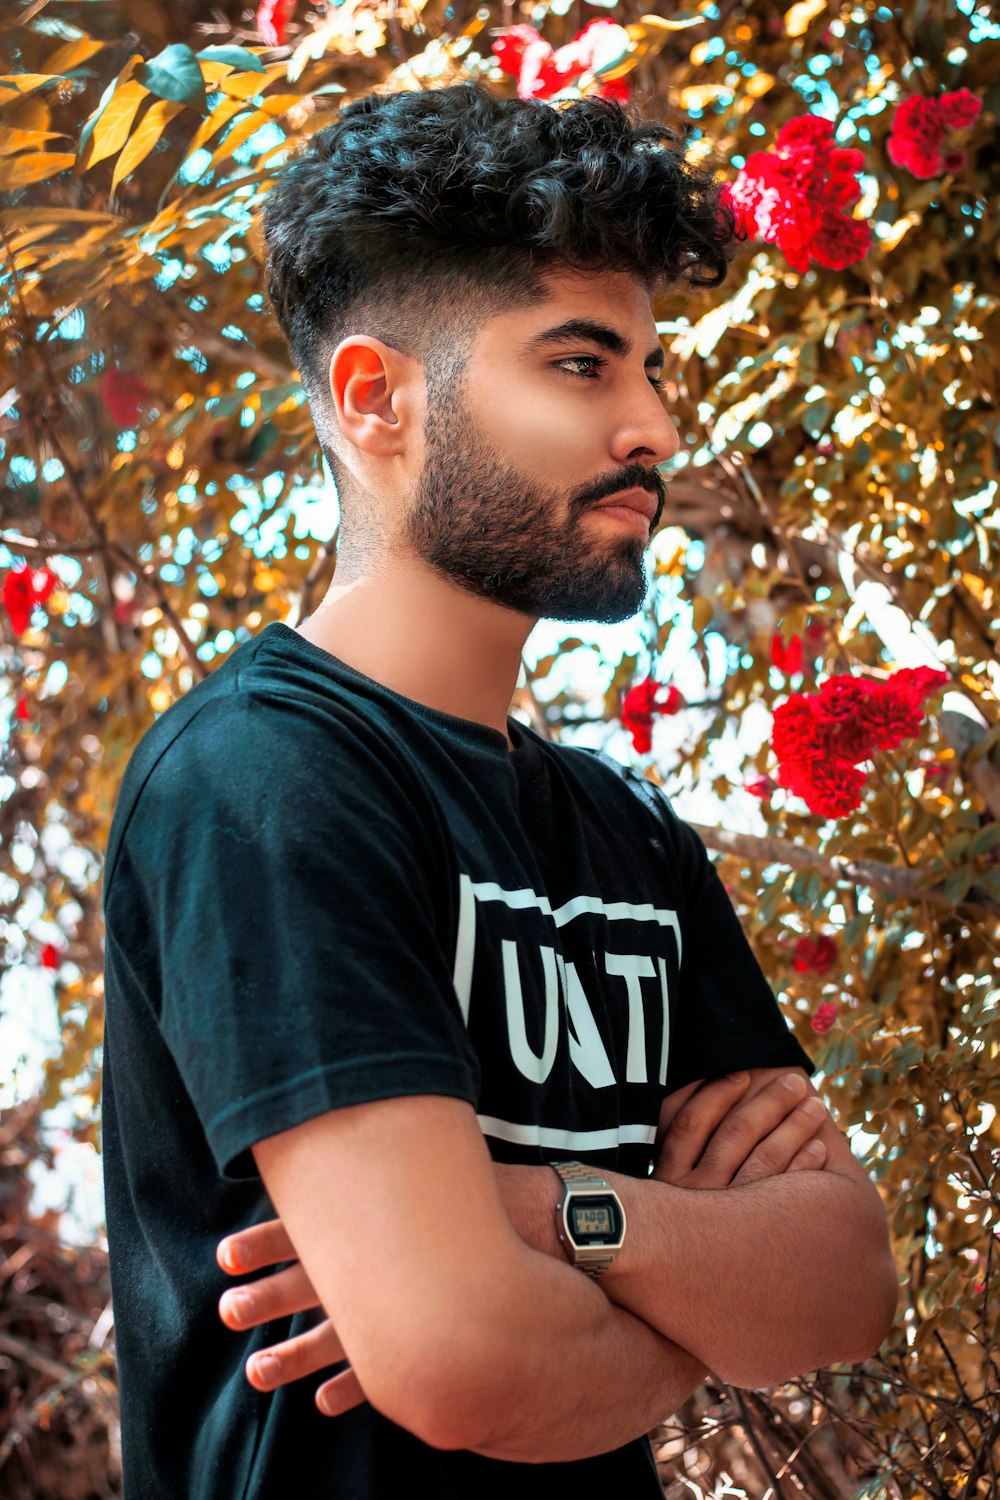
[293,559,534,747]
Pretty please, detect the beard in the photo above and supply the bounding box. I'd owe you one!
[401,381,665,624]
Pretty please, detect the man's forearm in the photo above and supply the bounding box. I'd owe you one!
[494,1162,897,1390]
[460,1242,708,1463]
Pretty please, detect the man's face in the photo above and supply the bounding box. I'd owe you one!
[402,266,681,624]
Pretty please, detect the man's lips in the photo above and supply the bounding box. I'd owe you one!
[590,488,658,522]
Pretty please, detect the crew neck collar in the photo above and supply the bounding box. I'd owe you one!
[261,621,532,758]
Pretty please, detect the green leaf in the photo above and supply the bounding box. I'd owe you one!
[196,45,267,74]
[135,44,208,115]
[943,867,973,905]
[969,823,1000,859]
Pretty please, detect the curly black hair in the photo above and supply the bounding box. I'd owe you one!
[261,80,742,503]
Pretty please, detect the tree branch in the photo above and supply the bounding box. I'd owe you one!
[688,822,999,917]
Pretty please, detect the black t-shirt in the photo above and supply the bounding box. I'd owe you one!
[101,620,814,1499]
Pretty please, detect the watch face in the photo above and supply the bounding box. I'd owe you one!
[568,1195,623,1247]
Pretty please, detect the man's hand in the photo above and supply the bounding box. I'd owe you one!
[216,1071,827,1404]
[652,1069,828,1188]
[216,1229,364,1418]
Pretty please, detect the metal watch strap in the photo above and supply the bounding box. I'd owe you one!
[550,1160,623,1281]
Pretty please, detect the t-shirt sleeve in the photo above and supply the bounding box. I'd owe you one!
[653,794,815,1092]
[109,694,480,1181]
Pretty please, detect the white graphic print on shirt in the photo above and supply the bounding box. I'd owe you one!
[451,871,682,1160]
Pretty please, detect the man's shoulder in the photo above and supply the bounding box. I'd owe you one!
[103,630,421,896]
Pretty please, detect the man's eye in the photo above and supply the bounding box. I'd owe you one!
[557,356,667,391]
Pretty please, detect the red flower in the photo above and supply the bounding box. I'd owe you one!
[888,90,981,179]
[15,695,31,721]
[492,18,630,101]
[590,75,632,103]
[772,694,821,765]
[770,632,803,675]
[937,87,981,129]
[743,773,776,799]
[727,112,871,273]
[100,367,153,428]
[793,934,838,975]
[779,756,867,818]
[814,675,878,761]
[621,678,685,754]
[256,0,297,46]
[40,943,60,970]
[811,1000,839,1034]
[771,668,947,817]
[2,565,59,637]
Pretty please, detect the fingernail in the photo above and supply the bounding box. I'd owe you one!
[805,1140,825,1155]
[727,1071,749,1083]
[253,1354,279,1384]
[800,1098,826,1116]
[781,1073,806,1093]
[222,1241,244,1272]
[228,1290,251,1320]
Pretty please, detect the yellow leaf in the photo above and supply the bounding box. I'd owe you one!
[111,98,184,193]
[879,212,921,252]
[693,596,714,635]
[179,93,244,164]
[678,84,729,110]
[43,37,107,74]
[785,0,826,36]
[0,74,57,93]
[84,80,148,169]
[0,91,50,130]
[745,71,776,99]
[207,109,272,168]
[0,128,67,157]
[0,151,76,187]
[218,62,289,101]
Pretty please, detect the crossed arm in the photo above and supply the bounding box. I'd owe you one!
[216,1067,897,1462]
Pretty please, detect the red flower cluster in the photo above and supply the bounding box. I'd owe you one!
[492,19,632,102]
[887,89,981,180]
[100,366,153,429]
[793,933,838,975]
[621,677,685,755]
[40,943,60,970]
[722,113,871,273]
[811,1001,839,1035]
[772,667,949,817]
[2,564,59,637]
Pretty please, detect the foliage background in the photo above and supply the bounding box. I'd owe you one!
[1,0,998,1494]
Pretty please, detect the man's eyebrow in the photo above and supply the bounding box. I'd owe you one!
[525,318,665,370]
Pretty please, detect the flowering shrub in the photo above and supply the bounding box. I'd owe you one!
[771,667,949,817]
[722,113,871,273]
[621,677,684,754]
[887,89,982,179]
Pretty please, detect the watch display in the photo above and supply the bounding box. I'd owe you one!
[569,1198,623,1245]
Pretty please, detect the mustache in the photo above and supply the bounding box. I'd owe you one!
[577,472,666,516]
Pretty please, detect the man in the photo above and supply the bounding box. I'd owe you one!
[101,81,896,1497]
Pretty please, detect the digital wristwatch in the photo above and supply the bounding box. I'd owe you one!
[549,1160,627,1281]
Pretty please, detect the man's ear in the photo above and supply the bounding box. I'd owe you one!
[329,336,423,458]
